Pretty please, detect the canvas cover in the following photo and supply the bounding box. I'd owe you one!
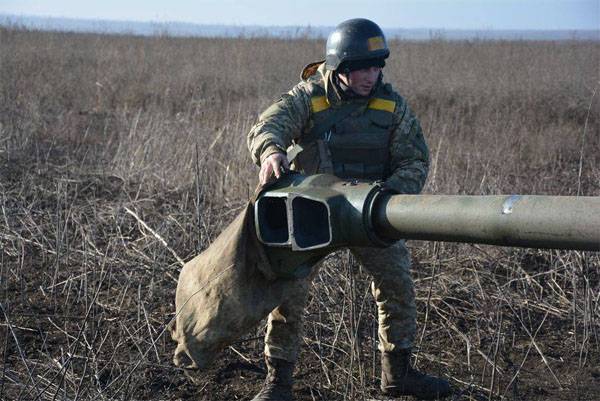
[171,201,300,371]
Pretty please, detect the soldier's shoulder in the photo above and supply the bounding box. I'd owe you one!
[288,80,321,106]
[379,81,406,103]
[376,81,409,117]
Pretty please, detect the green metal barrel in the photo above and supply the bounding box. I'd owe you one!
[374,194,600,252]
[255,173,600,262]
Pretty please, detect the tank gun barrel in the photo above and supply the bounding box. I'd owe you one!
[254,173,599,277]
[374,194,600,251]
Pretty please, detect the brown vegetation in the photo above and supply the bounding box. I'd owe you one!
[0,27,599,400]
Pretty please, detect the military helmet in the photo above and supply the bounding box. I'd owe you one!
[325,18,390,71]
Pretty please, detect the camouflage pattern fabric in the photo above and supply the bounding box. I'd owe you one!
[265,242,415,362]
[248,62,428,360]
[247,62,429,194]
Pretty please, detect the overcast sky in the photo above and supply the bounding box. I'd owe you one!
[1,0,598,30]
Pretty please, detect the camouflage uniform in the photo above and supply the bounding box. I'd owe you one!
[247,62,428,362]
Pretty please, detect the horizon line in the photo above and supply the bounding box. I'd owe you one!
[2,13,599,32]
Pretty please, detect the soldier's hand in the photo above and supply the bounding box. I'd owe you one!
[259,152,289,185]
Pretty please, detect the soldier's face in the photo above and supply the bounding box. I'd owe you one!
[340,66,381,96]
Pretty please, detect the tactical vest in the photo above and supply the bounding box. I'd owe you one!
[293,83,397,180]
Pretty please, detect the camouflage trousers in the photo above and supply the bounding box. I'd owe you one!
[264,241,416,362]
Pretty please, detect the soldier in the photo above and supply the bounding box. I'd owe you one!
[247,18,451,400]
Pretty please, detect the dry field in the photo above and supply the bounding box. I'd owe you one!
[0,27,599,401]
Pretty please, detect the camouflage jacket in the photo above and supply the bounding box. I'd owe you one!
[247,62,429,194]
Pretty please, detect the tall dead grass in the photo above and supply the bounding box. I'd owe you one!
[0,27,599,400]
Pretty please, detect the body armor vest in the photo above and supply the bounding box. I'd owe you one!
[293,83,396,181]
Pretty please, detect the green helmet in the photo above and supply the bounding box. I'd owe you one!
[325,18,390,71]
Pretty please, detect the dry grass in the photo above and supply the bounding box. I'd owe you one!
[0,27,599,400]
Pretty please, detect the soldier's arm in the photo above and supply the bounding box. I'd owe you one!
[385,96,430,194]
[247,83,312,166]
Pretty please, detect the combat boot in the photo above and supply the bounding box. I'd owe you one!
[251,356,294,401]
[381,349,451,400]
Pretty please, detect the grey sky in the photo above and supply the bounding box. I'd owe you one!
[1,0,598,30]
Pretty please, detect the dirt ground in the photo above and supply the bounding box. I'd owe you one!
[1,157,598,400]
